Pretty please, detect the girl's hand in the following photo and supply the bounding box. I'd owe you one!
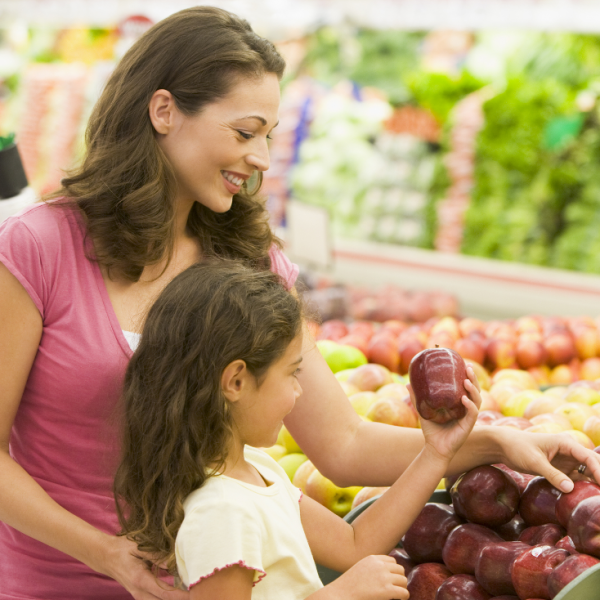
[494,429,600,493]
[102,535,189,600]
[327,555,408,600]
[408,366,481,463]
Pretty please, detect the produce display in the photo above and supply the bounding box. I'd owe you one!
[392,465,600,599]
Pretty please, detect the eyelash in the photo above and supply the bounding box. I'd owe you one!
[293,368,302,377]
[237,131,273,141]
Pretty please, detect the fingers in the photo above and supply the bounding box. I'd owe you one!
[460,395,480,430]
[464,376,482,410]
[466,365,481,392]
[406,383,418,411]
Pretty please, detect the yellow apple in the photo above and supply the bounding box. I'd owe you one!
[261,444,287,461]
[564,387,600,406]
[554,403,595,431]
[292,460,317,493]
[523,395,564,420]
[502,389,544,418]
[277,453,308,481]
[305,470,362,517]
[563,429,595,450]
[376,383,409,399]
[339,381,361,396]
[335,368,356,382]
[278,425,302,453]
[529,413,572,431]
[479,390,500,412]
[366,396,418,428]
[349,391,379,416]
[350,486,389,510]
[464,359,491,391]
[491,369,538,390]
[489,383,526,412]
[583,415,600,447]
[544,386,568,398]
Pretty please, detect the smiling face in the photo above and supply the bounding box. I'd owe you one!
[155,72,280,214]
[231,333,304,450]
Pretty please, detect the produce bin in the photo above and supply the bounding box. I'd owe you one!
[316,489,600,600]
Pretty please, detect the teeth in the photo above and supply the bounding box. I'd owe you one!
[223,171,243,186]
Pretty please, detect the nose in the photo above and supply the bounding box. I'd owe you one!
[245,139,270,172]
[294,377,303,399]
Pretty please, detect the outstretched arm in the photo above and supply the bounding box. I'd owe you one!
[288,321,600,491]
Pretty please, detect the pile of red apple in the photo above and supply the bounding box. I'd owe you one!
[390,464,600,599]
[314,314,600,385]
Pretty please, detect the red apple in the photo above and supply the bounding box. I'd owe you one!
[555,480,600,529]
[456,337,486,365]
[516,338,547,369]
[435,574,491,599]
[409,348,470,424]
[365,395,418,428]
[486,339,517,370]
[494,515,527,541]
[398,336,426,375]
[474,541,530,596]
[519,477,561,526]
[492,464,535,494]
[406,562,452,600]
[556,535,579,555]
[544,333,577,367]
[347,320,375,339]
[381,319,407,338]
[366,334,400,373]
[402,503,463,563]
[338,334,369,357]
[581,357,600,381]
[459,317,486,337]
[547,553,600,597]
[442,523,503,574]
[518,523,564,546]
[568,495,600,557]
[318,319,348,341]
[388,547,415,577]
[476,410,503,425]
[450,466,520,527]
[511,545,570,600]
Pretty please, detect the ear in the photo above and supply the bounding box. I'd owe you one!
[148,89,178,135]
[221,359,252,403]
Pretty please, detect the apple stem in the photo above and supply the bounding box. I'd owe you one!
[435,344,439,348]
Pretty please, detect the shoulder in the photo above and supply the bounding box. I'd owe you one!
[268,244,299,290]
[245,446,302,502]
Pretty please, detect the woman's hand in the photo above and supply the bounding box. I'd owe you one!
[494,429,600,493]
[101,535,189,600]
[408,366,481,463]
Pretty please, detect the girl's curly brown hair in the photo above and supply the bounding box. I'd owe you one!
[113,260,303,576]
[49,6,286,281]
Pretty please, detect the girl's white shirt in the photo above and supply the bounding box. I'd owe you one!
[175,446,324,598]
[122,330,141,351]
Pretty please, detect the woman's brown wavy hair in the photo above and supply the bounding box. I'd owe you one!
[49,6,286,281]
[113,260,303,575]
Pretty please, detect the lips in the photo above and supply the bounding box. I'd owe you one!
[221,170,248,194]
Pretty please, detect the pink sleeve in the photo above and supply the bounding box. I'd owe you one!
[0,215,46,318]
[268,245,299,290]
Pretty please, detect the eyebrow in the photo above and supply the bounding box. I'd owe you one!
[239,115,279,128]
[291,357,303,366]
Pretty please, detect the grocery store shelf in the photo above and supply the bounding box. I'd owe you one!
[304,238,600,320]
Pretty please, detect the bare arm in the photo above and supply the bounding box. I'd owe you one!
[288,320,600,491]
[0,262,187,600]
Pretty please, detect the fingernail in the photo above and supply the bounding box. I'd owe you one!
[560,480,573,493]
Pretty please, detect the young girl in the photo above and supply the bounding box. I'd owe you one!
[114,260,480,600]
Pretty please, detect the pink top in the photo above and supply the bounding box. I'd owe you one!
[0,201,298,600]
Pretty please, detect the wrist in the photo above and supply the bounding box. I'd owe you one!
[420,444,453,472]
[471,425,506,464]
[80,529,120,576]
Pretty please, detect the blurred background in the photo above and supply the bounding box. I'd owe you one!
[4,0,600,319]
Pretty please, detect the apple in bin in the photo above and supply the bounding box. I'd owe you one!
[347,363,393,392]
[547,553,600,597]
[304,470,362,517]
[518,523,565,546]
[408,347,470,424]
[567,495,600,557]
[365,395,418,428]
[474,541,530,596]
[402,503,463,563]
[450,465,520,527]
[555,480,600,528]
[435,574,492,600]
[406,562,452,600]
[511,545,570,600]
[388,547,415,577]
[494,514,527,541]
[492,463,535,494]
[518,476,561,526]
[556,535,579,555]
[442,523,503,575]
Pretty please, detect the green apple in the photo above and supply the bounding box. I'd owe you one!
[305,469,362,517]
[261,444,287,461]
[335,368,356,382]
[318,342,367,374]
[277,453,308,481]
[278,425,302,453]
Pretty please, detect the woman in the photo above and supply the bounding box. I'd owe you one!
[0,6,597,600]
